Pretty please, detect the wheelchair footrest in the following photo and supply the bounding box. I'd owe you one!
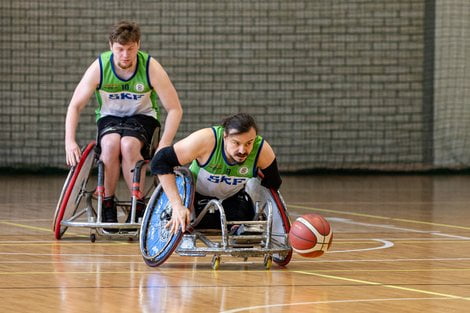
[228,224,265,245]
[179,234,197,249]
[230,224,264,235]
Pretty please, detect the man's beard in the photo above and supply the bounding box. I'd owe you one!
[230,153,248,164]
[117,61,133,70]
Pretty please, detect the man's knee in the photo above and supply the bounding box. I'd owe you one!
[99,134,121,162]
[120,136,144,159]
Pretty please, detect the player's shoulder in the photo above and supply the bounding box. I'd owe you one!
[147,55,162,68]
[176,127,215,159]
[181,127,215,149]
[81,59,101,84]
[191,127,216,140]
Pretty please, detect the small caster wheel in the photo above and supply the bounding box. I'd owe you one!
[90,233,96,243]
[211,255,221,270]
[243,256,248,262]
[263,255,272,270]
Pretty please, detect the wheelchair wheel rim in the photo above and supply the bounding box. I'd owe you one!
[53,142,96,239]
[269,189,293,266]
[140,168,194,266]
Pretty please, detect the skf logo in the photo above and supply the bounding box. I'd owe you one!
[109,93,144,100]
[207,175,247,186]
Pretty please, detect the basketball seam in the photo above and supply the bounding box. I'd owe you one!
[298,217,329,242]
[292,217,332,254]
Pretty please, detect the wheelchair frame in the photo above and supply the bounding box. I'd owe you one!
[140,168,292,270]
[53,126,160,241]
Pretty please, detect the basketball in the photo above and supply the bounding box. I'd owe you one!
[289,213,333,258]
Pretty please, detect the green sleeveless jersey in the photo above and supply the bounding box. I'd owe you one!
[189,126,264,199]
[94,51,159,121]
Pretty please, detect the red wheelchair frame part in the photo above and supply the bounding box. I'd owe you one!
[53,141,96,239]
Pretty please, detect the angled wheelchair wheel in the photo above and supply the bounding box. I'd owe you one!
[245,178,293,267]
[53,141,96,239]
[140,167,194,267]
[269,188,293,266]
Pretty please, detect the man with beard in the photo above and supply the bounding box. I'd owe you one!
[150,113,282,234]
[64,20,183,225]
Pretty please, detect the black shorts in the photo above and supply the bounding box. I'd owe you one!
[96,114,160,159]
[194,190,255,229]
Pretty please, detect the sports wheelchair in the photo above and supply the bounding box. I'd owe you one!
[139,167,293,270]
[52,128,160,242]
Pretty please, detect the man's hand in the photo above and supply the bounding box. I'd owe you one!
[65,140,82,167]
[165,202,190,234]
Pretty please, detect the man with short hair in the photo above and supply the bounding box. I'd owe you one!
[151,113,282,234]
[65,20,183,224]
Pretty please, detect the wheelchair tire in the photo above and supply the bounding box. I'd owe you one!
[269,188,293,267]
[140,167,194,267]
[53,141,96,240]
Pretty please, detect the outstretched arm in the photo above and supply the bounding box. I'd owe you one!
[151,128,215,234]
[65,60,100,166]
[148,58,183,150]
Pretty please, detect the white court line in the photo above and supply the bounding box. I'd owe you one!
[343,237,468,241]
[0,261,144,264]
[0,239,392,257]
[0,235,467,244]
[220,297,455,313]
[0,241,133,245]
[0,252,139,257]
[329,217,470,240]
[291,257,470,263]
[329,217,434,233]
[434,232,470,240]
[328,239,394,253]
[0,216,467,260]
[0,237,464,244]
[2,256,470,265]
[0,218,51,222]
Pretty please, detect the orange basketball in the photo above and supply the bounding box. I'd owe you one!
[289,213,333,258]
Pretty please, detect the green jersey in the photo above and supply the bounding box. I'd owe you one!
[189,126,264,199]
[94,51,159,121]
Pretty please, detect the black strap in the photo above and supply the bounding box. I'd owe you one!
[150,145,181,175]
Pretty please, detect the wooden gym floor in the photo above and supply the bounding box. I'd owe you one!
[0,173,469,312]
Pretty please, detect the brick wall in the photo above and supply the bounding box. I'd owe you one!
[1,0,431,171]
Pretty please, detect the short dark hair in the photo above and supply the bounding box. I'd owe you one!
[221,113,258,135]
[108,20,141,45]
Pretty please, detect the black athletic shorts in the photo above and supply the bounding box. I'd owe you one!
[96,114,160,159]
[194,190,255,229]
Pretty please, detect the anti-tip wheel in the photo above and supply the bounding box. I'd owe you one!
[211,255,221,270]
[264,255,272,270]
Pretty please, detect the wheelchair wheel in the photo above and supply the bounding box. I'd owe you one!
[269,189,293,267]
[53,142,96,239]
[140,167,194,267]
